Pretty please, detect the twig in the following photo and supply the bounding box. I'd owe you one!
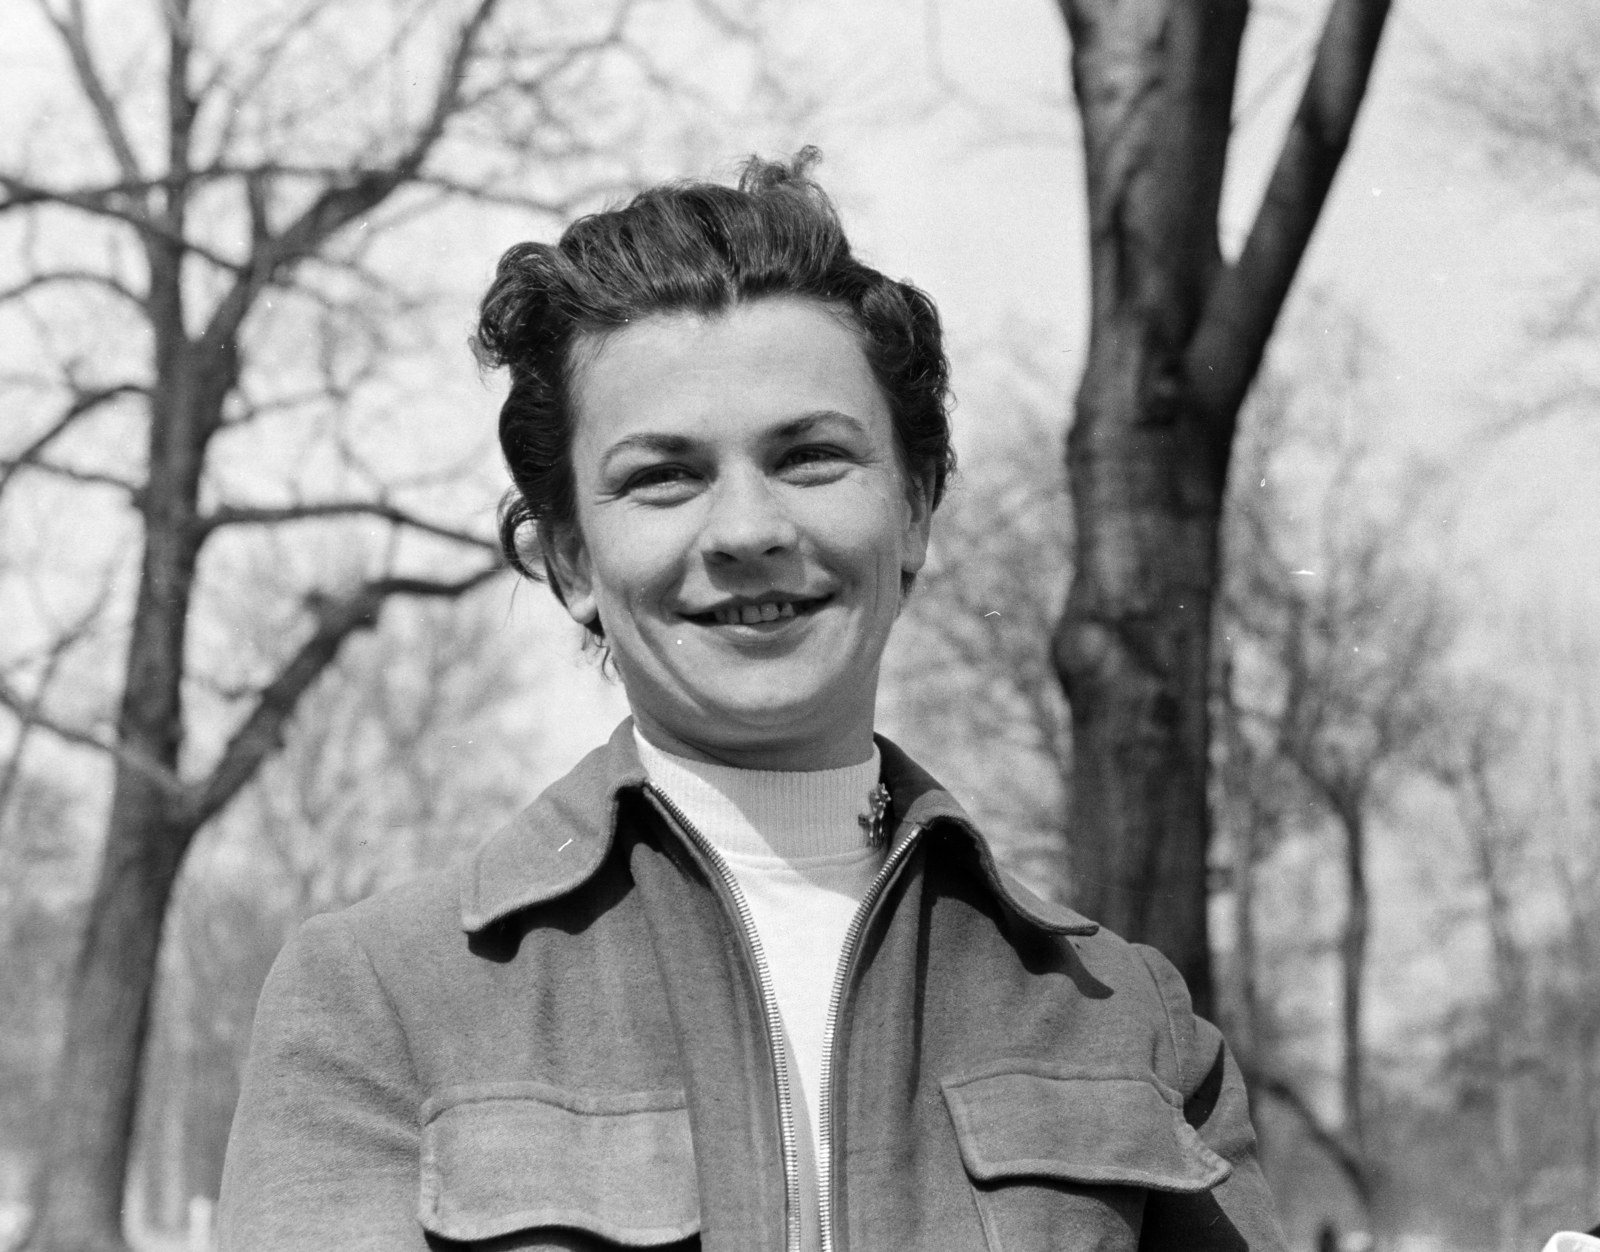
[185,563,503,827]
[0,675,186,800]
[1260,1075,1373,1208]
[0,382,144,499]
[199,500,500,553]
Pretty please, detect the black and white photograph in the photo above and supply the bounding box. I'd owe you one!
[2,0,1598,1249]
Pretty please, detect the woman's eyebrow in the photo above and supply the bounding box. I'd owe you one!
[598,432,695,472]
[773,410,867,439]
[597,411,867,474]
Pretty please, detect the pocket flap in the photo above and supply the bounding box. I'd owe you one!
[418,1082,700,1245]
[942,1068,1231,1194]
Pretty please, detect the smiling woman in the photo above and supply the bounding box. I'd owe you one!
[217,152,1286,1252]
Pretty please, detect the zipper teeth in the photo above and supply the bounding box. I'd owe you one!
[817,823,924,1252]
[647,785,802,1252]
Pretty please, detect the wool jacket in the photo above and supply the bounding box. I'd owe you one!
[218,720,1286,1252]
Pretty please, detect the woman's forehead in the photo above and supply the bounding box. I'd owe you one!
[567,298,888,454]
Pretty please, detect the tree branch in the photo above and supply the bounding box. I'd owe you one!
[185,564,503,828]
[0,173,247,274]
[0,675,185,800]
[0,457,143,498]
[200,0,503,354]
[0,269,145,309]
[196,0,331,165]
[200,500,500,553]
[0,383,144,499]
[1260,1075,1373,1208]
[35,0,144,187]
[1186,0,1393,433]
[0,585,109,824]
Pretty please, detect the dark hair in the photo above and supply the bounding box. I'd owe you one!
[473,147,954,631]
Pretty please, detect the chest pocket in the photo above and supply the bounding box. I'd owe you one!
[418,1082,701,1249]
[942,1068,1230,1252]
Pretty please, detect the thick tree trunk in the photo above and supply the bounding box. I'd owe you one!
[1057,371,1226,1012]
[1052,0,1247,1018]
[1051,0,1393,1015]
[29,320,214,1251]
[36,797,196,1252]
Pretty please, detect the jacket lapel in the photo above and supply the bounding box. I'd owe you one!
[460,718,1097,940]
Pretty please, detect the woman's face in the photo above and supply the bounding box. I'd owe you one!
[546,296,931,770]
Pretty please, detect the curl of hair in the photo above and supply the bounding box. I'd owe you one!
[473,147,955,634]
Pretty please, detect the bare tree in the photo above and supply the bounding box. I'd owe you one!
[1423,706,1541,1250]
[0,1,789,1246]
[1214,327,1454,1224]
[1048,0,1394,1011]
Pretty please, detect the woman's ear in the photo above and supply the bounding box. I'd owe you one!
[538,519,600,627]
[901,468,936,576]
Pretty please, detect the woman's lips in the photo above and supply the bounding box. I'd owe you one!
[683,595,830,626]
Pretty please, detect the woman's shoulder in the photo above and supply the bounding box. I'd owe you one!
[1061,924,1226,1101]
[266,867,470,1005]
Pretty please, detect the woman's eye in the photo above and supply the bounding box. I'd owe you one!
[779,445,850,480]
[623,465,700,500]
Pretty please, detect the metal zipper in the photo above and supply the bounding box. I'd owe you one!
[645,784,803,1252]
[816,822,925,1252]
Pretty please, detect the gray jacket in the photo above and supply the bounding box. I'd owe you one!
[219,720,1285,1251]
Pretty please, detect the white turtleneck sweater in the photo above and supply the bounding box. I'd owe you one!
[633,729,886,1250]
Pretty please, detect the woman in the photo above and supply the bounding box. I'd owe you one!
[218,152,1283,1252]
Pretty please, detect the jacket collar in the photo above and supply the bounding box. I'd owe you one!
[460,718,1098,938]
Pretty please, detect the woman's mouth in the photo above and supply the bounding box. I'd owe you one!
[686,596,830,626]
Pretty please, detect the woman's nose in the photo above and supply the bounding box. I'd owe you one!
[700,470,798,563]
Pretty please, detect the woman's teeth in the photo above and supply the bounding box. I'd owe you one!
[713,601,798,625]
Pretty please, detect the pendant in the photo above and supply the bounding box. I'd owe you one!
[858,782,892,850]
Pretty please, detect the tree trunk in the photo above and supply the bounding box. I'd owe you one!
[29,320,215,1251]
[1337,804,1368,1154]
[1584,1021,1600,1223]
[1051,0,1393,1015]
[1052,0,1247,1020]
[35,807,196,1252]
[1231,799,1268,1164]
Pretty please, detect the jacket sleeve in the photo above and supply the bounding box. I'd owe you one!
[217,909,427,1252]
[1133,944,1287,1252]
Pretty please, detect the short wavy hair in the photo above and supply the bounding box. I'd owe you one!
[473,147,954,631]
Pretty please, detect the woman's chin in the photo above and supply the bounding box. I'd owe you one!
[642,683,871,768]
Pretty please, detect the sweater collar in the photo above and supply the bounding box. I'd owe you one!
[459,717,1098,938]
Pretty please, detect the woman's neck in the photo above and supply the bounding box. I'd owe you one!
[629,707,876,772]
[633,728,882,861]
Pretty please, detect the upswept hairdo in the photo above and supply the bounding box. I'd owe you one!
[473,147,955,619]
